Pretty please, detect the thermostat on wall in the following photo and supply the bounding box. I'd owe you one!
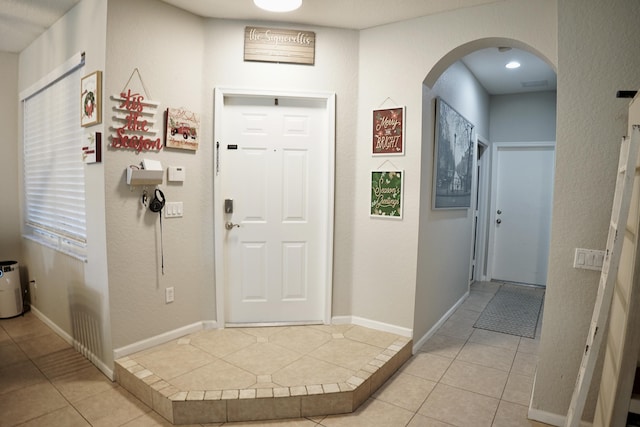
[168,166,185,182]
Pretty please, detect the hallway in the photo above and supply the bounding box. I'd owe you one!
[0,281,551,426]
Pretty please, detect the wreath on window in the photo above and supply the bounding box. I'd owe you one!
[84,91,95,118]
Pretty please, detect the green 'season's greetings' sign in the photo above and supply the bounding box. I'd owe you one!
[370,170,403,218]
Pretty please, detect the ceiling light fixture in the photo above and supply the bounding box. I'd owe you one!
[505,61,521,69]
[253,0,302,12]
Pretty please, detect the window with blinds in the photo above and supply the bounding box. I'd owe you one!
[23,64,87,260]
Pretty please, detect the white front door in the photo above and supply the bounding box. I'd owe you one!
[489,142,555,286]
[215,90,334,325]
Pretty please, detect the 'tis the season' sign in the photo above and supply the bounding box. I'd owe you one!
[111,89,162,153]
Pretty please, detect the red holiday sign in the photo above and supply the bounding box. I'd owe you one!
[372,106,405,155]
[111,89,162,153]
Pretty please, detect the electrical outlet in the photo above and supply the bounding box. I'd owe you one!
[165,287,174,303]
[29,279,37,303]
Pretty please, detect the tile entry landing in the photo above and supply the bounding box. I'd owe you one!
[114,324,412,425]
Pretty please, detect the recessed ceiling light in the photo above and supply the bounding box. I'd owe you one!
[254,0,302,12]
[505,61,521,69]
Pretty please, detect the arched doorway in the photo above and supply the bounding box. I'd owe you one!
[413,38,557,349]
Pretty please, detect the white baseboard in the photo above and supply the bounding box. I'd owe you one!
[73,340,114,381]
[30,305,74,345]
[331,315,413,338]
[112,320,218,361]
[528,408,593,427]
[202,320,218,330]
[412,290,469,354]
[30,306,115,380]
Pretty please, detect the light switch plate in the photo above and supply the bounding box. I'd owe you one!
[164,202,183,218]
[573,248,605,271]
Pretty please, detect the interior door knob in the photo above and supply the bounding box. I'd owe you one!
[225,222,240,230]
[496,219,502,224]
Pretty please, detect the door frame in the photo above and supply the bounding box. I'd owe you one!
[469,135,490,283]
[213,87,336,327]
[486,141,555,283]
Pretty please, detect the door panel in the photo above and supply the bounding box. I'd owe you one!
[241,243,267,301]
[490,144,555,286]
[221,95,328,324]
[283,150,308,221]
[282,242,307,300]
[241,149,268,221]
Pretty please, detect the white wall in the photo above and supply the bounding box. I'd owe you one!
[17,0,111,371]
[532,0,640,423]
[414,61,490,343]
[104,0,207,350]
[490,91,557,142]
[0,52,19,263]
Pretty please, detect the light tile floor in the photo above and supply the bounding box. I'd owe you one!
[0,281,553,426]
[114,323,413,424]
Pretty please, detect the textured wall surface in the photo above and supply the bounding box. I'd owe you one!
[105,0,360,348]
[358,0,556,338]
[414,61,489,343]
[0,52,19,262]
[105,0,207,349]
[17,0,111,369]
[532,0,640,422]
[490,91,557,143]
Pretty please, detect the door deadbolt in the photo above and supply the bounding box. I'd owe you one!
[224,199,234,214]
[497,209,502,215]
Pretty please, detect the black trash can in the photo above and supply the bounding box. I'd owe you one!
[0,261,23,318]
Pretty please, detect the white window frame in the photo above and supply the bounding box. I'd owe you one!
[21,52,87,261]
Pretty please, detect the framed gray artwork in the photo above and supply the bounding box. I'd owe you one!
[433,97,474,209]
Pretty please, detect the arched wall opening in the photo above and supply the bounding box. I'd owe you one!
[423,37,557,89]
[413,37,557,353]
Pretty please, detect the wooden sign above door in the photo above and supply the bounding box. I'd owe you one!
[244,26,315,65]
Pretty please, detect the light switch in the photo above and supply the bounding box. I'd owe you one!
[573,248,605,271]
[165,202,183,218]
[594,252,604,268]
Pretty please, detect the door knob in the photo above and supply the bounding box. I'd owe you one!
[497,209,502,215]
[225,222,240,230]
[496,219,502,224]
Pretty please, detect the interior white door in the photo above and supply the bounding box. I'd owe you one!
[490,143,555,286]
[220,95,330,324]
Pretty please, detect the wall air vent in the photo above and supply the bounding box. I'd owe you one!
[521,80,549,88]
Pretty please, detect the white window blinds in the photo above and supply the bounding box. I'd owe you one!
[23,63,87,257]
